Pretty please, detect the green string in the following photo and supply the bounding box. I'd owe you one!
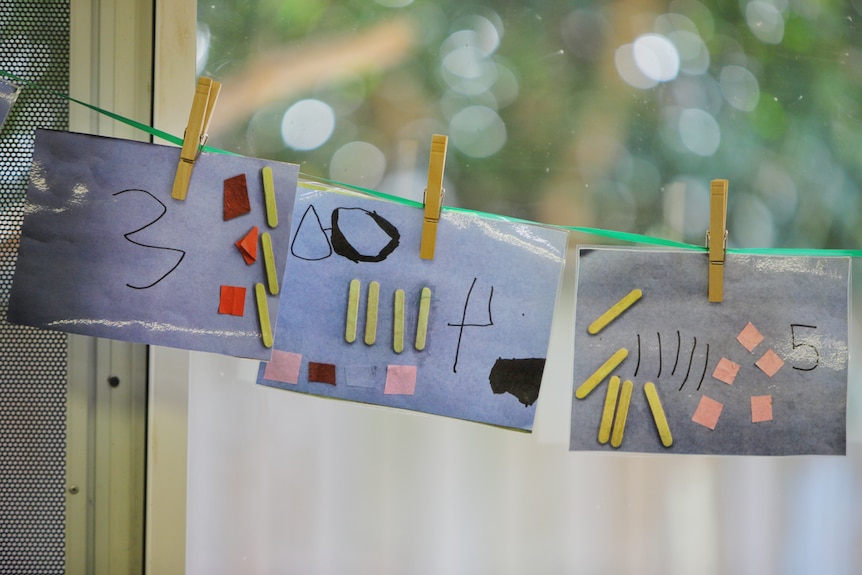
[3,69,860,258]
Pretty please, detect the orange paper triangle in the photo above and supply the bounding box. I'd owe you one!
[235,226,258,264]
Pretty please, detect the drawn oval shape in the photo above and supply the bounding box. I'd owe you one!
[330,207,400,263]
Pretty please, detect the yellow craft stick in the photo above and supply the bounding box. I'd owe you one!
[345,279,360,343]
[598,375,621,444]
[261,166,278,228]
[261,232,279,295]
[644,382,673,447]
[588,289,642,335]
[364,281,380,345]
[415,287,431,351]
[610,379,634,448]
[393,289,405,353]
[575,348,628,399]
[254,283,273,348]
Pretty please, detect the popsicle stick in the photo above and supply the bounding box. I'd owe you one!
[575,348,628,399]
[644,382,673,447]
[598,375,621,444]
[345,279,360,343]
[588,289,642,335]
[262,166,278,228]
[610,379,634,448]
[365,281,380,345]
[393,289,405,353]
[415,287,431,351]
[255,283,273,348]
[261,232,279,295]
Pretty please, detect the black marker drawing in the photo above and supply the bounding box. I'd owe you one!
[790,323,820,371]
[489,357,545,407]
[113,189,185,289]
[657,332,662,378]
[671,330,681,375]
[290,204,332,261]
[330,207,400,263]
[679,336,697,391]
[634,334,641,377]
[696,344,710,391]
[448,277,494,373]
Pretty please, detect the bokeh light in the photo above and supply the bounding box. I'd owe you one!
[449,105,506,158]
[329,141,387,188]
[280,99,336,151]
[719,65,760,111]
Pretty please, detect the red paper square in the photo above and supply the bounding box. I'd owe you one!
[756,349,784,377]
[712,357,741,385]
[691,395,723,430]
[751,395,773,423]
[308,362,336,385]
[218,285,246,316]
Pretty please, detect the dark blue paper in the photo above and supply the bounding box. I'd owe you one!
[258,186,567,430]
[8,129,299,359]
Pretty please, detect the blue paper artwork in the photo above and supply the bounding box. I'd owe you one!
[8,129,299,359]
[257,186,568,430]
[0,78,19,131]
[570,247,849,455]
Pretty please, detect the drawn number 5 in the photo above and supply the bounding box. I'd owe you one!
[790,323,819,371]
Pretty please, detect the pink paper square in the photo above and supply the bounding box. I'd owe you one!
[756,349,784,377]
[751,395,773,423]
[712,357,741,385]
[736,322,764,352]
[691,395,723,430]
[384,365,417,395]
[263,350,302,384]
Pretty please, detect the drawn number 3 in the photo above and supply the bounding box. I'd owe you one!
[790,323,819,371]
[114,189,186,290]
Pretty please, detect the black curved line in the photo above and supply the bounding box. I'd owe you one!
[657,332,662,379]
[290,204,332,261]
[113,189,186,290]
[697,344,710,391]
[671,330,681,375]
[678,337,697,391]
[330,207,400,263]
[447,278,494,373]
[634,334,641,377]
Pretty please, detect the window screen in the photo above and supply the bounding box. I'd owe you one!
[0,3,69,574]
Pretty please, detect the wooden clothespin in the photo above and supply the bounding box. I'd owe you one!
[419,134,448,260]
[707,179,728,302]
[171,77,221,201]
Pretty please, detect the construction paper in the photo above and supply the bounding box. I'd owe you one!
[736,321,764,352]
[755,349,784,377]
[691,395,724,430]
[7,129,298,359]
[258,186,567,431]
[712,357,740,385]
[223,173,251,220]
[263,350,302,384]
[750,395,773,423]
[384,365,417,395]
[0,78,20,131]
[308,362,336,385]
[570,247,849,455]
[235,226,259,264]
[218,285,247,317]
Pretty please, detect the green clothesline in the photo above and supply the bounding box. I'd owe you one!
[3,69,860,258]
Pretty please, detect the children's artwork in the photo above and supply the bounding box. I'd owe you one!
[8,129,299,359]
[570,247,849,455]
[0,78,20,131]
[257,186,568,430]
